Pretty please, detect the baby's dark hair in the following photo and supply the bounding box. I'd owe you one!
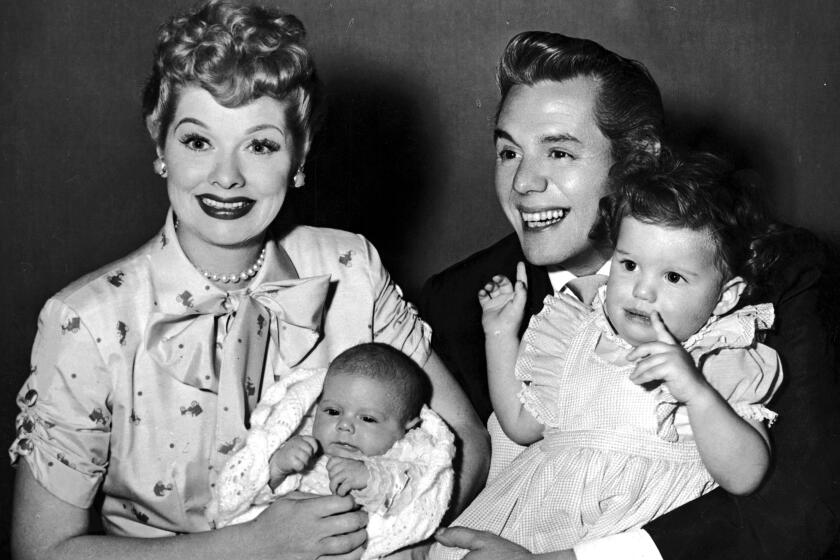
[327,343,431,423]
[595,149,779,298]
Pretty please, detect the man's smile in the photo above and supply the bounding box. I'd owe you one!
[519,207,568,230]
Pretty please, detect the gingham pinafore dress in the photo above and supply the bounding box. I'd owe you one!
[430,292,782,559]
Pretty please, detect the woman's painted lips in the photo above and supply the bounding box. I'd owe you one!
[196,195,255,220]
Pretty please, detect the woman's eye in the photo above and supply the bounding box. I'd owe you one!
[179,133,210,151]
[666,272,684,284]
[248,138,281,155]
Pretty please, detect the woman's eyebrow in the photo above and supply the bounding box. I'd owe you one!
[246,124,286,136]
[173,117,206,131]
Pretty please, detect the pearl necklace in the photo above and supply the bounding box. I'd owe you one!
[196,247,266,284]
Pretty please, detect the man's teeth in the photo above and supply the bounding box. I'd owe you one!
[521,209,567,225]
[201,198,250,209]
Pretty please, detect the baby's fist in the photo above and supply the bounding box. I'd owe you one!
[269,435,318,487]
[326,456,370,496]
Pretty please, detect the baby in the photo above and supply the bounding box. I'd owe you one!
[209,343,455,560]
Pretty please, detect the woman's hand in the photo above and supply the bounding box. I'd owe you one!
[251,493,368,559]
[626,311,710,405]
[13,460,366,560]
[434,527,575,560]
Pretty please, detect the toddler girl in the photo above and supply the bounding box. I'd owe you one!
[431,151,783,557]
[209,343,454,560]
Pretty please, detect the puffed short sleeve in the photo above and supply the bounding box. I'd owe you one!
[9,298,112,507]
[700,342,784,425]
[364,237,432,366]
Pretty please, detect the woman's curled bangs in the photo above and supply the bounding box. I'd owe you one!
[143,1,319,156]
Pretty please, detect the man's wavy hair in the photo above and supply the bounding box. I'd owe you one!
[497,31,664,168]
[595,150,779,298]
[142,0,320,163]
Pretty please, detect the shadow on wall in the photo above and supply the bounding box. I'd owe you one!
[276,62,442,301]
[667,109,782,214]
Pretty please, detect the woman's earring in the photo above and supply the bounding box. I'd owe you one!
[153,157,168,178]
[293,165,305,188]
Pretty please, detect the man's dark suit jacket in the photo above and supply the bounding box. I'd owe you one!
[419,228,840,559]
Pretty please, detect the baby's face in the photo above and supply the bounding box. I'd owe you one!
[312,371,409,459]
[605,217,730,347]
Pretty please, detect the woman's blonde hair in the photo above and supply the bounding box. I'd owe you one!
[142,0,320,163]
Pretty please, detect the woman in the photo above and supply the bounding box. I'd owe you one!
[10,2,488,559]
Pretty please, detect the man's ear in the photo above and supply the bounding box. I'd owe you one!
[404,416,421,431]
[713,276,746,316]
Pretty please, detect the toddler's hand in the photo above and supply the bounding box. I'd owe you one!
[326,456,370,496]
[479,261,528,337]
[269,435,318,485]
[626,312,710,404]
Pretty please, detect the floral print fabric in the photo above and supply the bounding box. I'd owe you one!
[10,210,431,537]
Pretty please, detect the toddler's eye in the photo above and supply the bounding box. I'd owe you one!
[666,272,684,284]
[361,416,378,424]
[322,407,339,416]
[622,260,637,272]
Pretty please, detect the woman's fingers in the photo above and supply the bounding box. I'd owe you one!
[320,526,368,557]
[322,544,367,560]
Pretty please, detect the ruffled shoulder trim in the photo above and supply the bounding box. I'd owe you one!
[683,303,775,354]
[515,292,595,426]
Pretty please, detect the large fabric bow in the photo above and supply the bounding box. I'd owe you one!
[145,274,331,472]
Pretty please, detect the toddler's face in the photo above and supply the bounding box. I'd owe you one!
[312,371,409,459]
[605,217,736,347]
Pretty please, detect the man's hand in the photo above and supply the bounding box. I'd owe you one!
[434,527,575,560]
[327,456,370,496]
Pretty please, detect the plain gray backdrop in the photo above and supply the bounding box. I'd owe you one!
[1,1,838,554]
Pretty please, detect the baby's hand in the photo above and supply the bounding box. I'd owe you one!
[626,312,710,404]
[269,435,318,484]
[326,456,370,496]
[479,261,528,337]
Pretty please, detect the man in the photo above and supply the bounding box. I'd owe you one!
[421,31,840,559]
